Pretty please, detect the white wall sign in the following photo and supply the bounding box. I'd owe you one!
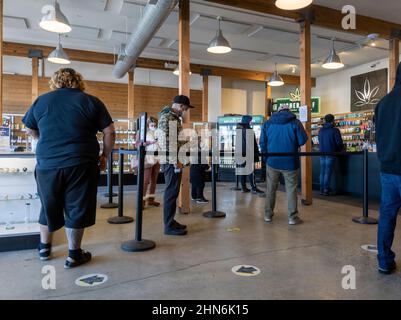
[299,105,308,122]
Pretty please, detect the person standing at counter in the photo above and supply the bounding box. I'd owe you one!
[318,114,344,196]
[22,68,115,269]
[375,62,401,275]
[143,117,161,208]
[260,105,308,225]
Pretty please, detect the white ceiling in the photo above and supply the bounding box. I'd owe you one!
[2,0,394,78]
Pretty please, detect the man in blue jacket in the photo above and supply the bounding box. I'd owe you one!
[375,62,401,275]
[318,114,344,196]
[260,105,308,225]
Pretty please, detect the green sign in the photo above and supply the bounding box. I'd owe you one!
[218,115,265,124]
[273,97,321,115]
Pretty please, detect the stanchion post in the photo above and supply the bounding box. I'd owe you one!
[203,162,226,218]
[103,150,117,198]
[231,164,241,191]
[101,151,118,208]
[108,149,134,224]
[352,148,378,225]
[122,113,156,252]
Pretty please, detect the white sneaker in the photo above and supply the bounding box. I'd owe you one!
[289,217,303,225]
[264,216,273,222]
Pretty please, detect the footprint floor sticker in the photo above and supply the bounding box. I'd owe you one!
[75,274,108,287]
[361,244,378,253]
[231,265,261,277]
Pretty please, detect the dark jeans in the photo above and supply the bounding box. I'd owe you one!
[377,173,401,269]
[162,164,182,230]
[240,173,256,189]
[191,186,205,200]
[320,156,335,193]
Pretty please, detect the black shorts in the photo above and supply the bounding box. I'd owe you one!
[35,162,100,232]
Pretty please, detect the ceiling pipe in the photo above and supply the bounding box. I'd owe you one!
[112,0,179,79]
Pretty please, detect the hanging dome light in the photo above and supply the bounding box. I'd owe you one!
[173,65,192,76]
[322,39,344,70]
[275,0,313,10]
[48,34,71,64]
[267,63,285,87]
[207,17,232,54]
[39,1,72,33]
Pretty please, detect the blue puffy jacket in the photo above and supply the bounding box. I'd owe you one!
[318,123,344,153]
[260,110,308,170]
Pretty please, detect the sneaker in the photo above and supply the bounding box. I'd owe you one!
[38,243,52,261]
[289,217,303,225]
[164,228,188,236]
[264,216,273,222]
[64,250,92,269]
[241,187,251,193]
[171,220,187,230]
[196,198,209,204]
[191,197,200,201]
[378,262,397,275]
[251,188,265,195]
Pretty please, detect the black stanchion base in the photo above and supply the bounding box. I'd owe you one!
[352,216,378,225]
[230,187,241,191]
[104,193,118,198]
[121,239,156,252]
[203,211,226,218]
[100,203,118,209]
[107,216,134,224]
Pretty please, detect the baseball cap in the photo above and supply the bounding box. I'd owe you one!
[173,95,194,108]
[278,104,290,112]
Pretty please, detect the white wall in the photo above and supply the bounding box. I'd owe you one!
[207,76,222,123]
[313,56,400,115]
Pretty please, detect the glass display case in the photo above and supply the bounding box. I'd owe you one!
[0,152,40,252]
[217,115,265,182]
[2,114,33,152]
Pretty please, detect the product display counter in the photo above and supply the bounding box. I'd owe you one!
[0,152,40,252]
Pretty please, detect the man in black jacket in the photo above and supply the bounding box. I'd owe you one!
[375,62,401,275]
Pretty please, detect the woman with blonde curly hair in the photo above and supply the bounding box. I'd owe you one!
[23,68,116,269]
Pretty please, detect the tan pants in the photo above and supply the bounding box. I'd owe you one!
[265,165,299,220]
[143,163,160,200]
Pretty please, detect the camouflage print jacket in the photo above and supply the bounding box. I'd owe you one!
[157,106,188,165]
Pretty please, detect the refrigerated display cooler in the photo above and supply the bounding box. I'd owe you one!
[217,115,265,182]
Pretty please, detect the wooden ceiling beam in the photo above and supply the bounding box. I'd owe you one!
[3,41,315,86]
[206,0,401,40]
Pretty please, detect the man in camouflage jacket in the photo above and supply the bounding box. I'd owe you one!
[157,95,193,236]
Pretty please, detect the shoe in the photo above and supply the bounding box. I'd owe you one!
[251,188,265,195]
[191,197,200,201]
[289,217,303,225]
[38,243,52,261]
[264,216,273,222]
[378,262,397,275]
[164,228,188,236]
[147,198,160,207]
[171,220,187,230]
[196,198,209,204]
[241,187,251,193]
[64,250,92,269]
[322,191,330,196]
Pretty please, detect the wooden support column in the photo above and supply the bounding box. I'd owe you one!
[202,75,208,122]
[389,36,400,90]
[265,82,272,118]
[300,19,313,206]
[178,0,191,214]
[128,70,135,119]
[0,0,3,119]
[31,57,39,103]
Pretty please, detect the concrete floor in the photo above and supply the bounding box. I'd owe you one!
[0,183,400,300]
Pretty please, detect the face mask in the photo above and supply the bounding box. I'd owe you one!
[149,125,156,131]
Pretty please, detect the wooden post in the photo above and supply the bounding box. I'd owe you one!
[128,70,135,119]
[202,75,208,122]
[0,0,3,119]
[178,0,191,214]
[300,20,313,206]
[265,82,272,118]
[389,37,400,90]
[31,57,39,103]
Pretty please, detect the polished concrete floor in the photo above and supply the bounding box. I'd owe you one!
[0,183,400,300]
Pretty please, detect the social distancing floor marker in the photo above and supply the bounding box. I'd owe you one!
[361,244,378,253]
[231,265,260,277]
[227,227,240,232]
[75,274,108,287]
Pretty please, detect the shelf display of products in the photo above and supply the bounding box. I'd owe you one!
[2,114,33,152]
[217,115,264,181]
[311,112,376,152]
[0,153,40,251]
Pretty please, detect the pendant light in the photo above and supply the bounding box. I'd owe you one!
[207,17,232,54]
[173,65,192,76]
[267,63,284,87]
[322,39,344,70]
[275,0,313,10]
[48,34,71,64]
[39,0,72,33]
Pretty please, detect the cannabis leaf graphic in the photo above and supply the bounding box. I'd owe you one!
[354,78,380,107]
[289,88,301,101]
